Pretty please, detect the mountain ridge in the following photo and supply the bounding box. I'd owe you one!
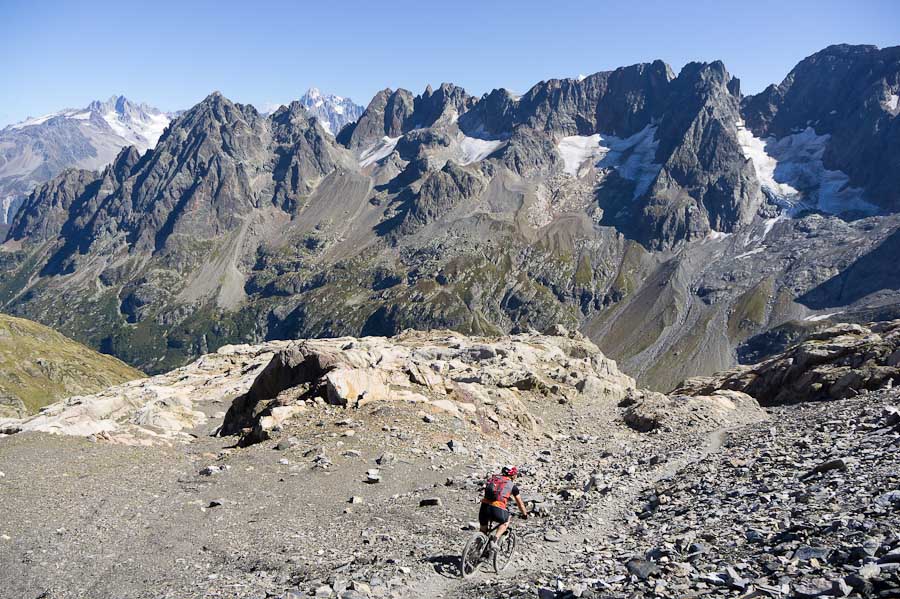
[1,45,898,391]
[0,94,173,225]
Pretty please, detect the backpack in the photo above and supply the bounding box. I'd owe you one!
[484,474,512,505]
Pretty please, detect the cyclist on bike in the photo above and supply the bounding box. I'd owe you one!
[480,466,528,548]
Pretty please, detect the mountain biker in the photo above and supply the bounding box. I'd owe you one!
[480,466,528,548]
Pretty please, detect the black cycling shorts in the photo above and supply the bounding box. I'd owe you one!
[479,503,510,526]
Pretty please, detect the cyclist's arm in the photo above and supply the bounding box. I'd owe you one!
[513,494,528,518]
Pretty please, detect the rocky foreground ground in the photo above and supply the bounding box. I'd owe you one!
[0,324,898,599]
[469,390,900,599]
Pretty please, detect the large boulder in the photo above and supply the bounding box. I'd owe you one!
[621,388,766,433]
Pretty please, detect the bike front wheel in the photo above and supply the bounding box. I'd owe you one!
[493,529,517,573]
[460,532,488,578]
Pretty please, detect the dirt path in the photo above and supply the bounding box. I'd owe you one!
[409,425,733,598]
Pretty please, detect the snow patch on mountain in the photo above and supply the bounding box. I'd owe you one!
[1,195,24,224]
[883,93,899,114]
[557,125,661,198]
[359,136,401,168]
[456,133,504,165]
[100,106,169,149]
[7,97,170,151]
[736,122,879,216]
[557,134,603,175]
[9,113,59,129]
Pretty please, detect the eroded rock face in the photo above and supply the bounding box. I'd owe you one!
[674,320,900,404]
[221,327,637,444]
[0,328,643,445]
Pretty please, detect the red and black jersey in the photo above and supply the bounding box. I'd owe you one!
[482,474,520,510]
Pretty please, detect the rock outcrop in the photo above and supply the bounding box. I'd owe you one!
[0,328,642,445]
[620,388,766,433]
[675,320,900,404]
[0,340,290,443]
[222,327,636,444]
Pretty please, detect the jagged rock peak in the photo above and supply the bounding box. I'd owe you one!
[740,43,900,210]
[461,60,675,138]
[87,94,160,116]
[298,87,364,136]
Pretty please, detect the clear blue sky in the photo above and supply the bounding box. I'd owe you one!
[3,0,899,126]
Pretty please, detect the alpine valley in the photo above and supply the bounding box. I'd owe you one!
[2,44,900,393]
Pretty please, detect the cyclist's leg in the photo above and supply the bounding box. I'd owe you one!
[478,503,492,535]
[489,506,511,543]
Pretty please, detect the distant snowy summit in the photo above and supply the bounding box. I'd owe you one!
[298,87,364,136]
[257,88,364,136]
[0,95,173,224]
[7,95,171,151]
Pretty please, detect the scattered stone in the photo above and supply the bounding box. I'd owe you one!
[276,437,298,451]
[875,490,900,507]
[794,579,832,598]
[199,465,229,476]
[801,458,847,479]
[626,557,660,580]
[859,563,882,579]
[375,453,395,466]
[446,439,466,453]
[794,546,832,561]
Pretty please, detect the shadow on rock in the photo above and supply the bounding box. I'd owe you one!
[798,226,900,310]
[426,554,462,578]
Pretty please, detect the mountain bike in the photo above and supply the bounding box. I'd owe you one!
[460,518,518,577]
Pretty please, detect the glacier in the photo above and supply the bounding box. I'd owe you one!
[736,122,879,216]
[557,125,661,198]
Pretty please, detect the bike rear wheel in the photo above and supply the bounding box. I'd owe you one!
[493,529,517,573]
[460,532,488,578]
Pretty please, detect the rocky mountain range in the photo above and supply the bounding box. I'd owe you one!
[0,95,172,225]
[0,44,898,391]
